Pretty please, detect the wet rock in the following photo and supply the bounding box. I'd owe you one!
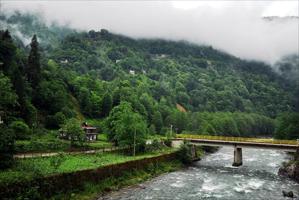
[282,190,294,198]
[138,184,146,189]
[279,162,299,183]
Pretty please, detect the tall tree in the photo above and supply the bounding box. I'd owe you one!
[0,73,17,119]
[101,93,112,117]
[27,34,41,88]
[62,118,85,147]
[152,111,163,134]
[0,30,16,74]
[106,101,148,154]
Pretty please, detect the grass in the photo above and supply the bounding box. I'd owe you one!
[86,140,112,148]
[15,133,113,153]
[177,134,298,145]
[85,118,103,128]
[0,148,175,186]
[147,134,166,140]
[96,133,109,141]
[51,160,183,200]
[15,134,70,153]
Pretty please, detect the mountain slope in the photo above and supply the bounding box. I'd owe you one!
[0,12,297,136]
[47,29,294,117]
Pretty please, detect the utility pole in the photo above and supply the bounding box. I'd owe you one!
[133,127,136,156]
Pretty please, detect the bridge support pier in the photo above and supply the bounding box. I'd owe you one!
[232,146,242,167]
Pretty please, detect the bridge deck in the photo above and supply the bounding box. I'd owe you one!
[174,138,298,152]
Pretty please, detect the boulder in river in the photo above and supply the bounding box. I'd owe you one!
[279,150,299,183]
[282,190,294,198]
[279,162,299,183]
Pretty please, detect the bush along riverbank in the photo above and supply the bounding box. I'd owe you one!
[53,160,183,200]
[279,149,299,183]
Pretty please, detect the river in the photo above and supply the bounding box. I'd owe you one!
[99,147,299,200]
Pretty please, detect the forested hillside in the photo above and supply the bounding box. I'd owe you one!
[0,12,298,142]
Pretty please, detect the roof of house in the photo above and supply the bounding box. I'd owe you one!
[86,132,98,135]
[82,126,97,130]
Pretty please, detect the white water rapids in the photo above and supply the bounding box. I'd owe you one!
[100,147,299,200]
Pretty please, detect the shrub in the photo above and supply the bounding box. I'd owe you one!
[9,121,30,140]
[45,112,66,129]
[163,139,172,147]
[0,125,15,169]
[176,141,193,164]
[61,106,76,118]
[145,139,163,152]
[49,152,66,171]
[16,186,41,200]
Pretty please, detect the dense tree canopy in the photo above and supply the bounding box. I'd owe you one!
[0,12,298,141]
[274,112,299,140]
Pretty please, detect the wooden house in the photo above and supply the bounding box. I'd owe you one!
[59,122,98,141]
[81,122,98,141]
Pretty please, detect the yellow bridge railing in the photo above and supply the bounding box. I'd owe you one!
[176,134,298,145]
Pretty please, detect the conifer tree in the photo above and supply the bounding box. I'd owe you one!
[0,30,16,74]
[27,34,41,88]
[152,111,163,134]
[101,93,112,117]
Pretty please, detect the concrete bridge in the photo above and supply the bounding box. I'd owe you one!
[172,138,299,167]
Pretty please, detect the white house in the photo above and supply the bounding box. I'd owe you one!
[60,59,69,64]
[129,70,135,75]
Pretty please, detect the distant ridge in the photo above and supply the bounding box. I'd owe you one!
[262,16,299,21]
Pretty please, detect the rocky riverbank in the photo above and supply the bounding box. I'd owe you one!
[278,150,299,183]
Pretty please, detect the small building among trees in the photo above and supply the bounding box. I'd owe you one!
[81,122,98,141]
[59,122,98,142]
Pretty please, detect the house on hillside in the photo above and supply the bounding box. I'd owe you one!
[129,70,135,75]
[60,59,69,64]
[81,122,98,141]
[59,122,98,141]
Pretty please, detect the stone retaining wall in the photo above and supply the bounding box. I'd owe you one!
[0,152,177,198]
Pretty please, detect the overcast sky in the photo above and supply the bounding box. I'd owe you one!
[2,1,299,64]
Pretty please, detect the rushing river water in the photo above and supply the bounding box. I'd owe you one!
[100,147,299,200]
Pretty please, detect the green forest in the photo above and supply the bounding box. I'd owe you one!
[1,12,299,168]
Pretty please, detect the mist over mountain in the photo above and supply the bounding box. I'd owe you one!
[1,11,297,121]
[2,1,298,64]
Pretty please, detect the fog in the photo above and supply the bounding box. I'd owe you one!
[2,1,298,64]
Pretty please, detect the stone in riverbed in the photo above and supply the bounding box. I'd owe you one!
[282,190,295,198]
[279,162,299,183]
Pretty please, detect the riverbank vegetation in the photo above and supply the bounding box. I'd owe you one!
[1,142,201,199]
[0,148,175,186]
[52,160,183,200]
[0,150,180,199]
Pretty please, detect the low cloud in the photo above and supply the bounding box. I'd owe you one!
[2,1,298,64]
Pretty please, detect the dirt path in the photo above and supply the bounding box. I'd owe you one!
[14,147,122,159]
